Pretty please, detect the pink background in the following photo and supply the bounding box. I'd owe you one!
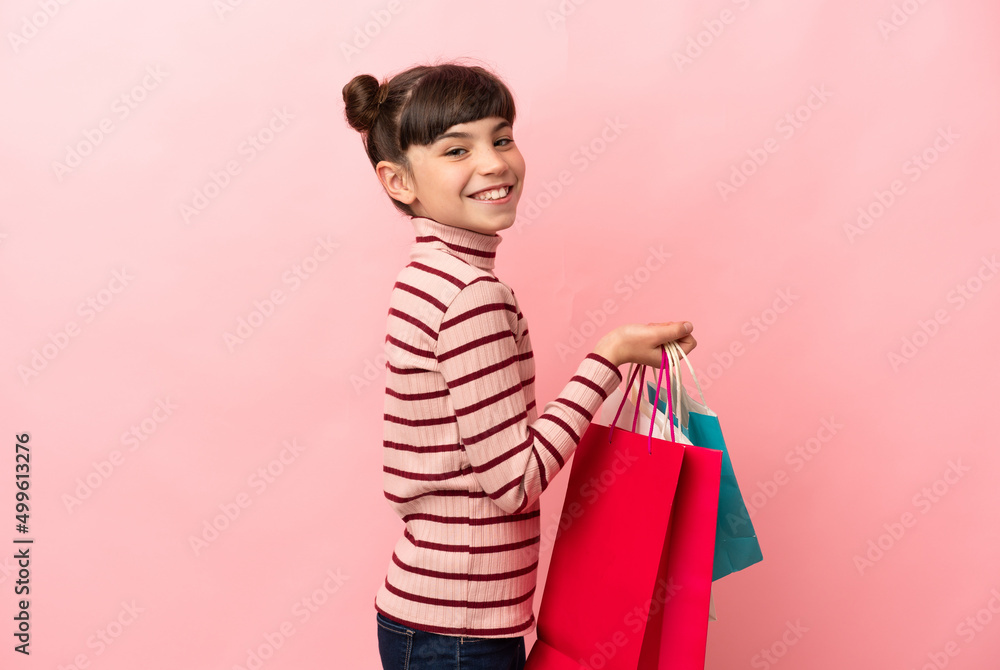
[2,0,999,667]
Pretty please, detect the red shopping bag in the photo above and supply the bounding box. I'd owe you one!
[527,346,722,670]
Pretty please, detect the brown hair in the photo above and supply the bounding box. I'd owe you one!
[342,59,517,217]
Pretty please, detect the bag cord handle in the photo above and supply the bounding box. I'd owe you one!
[668,340,707,407]
[643,340,708,432]
[609,345,674,454]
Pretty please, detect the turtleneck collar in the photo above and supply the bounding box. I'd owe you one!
[410,216,502,272]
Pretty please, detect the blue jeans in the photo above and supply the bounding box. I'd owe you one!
[376,612,526,670]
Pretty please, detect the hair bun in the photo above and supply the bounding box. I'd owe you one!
[375,82,389,106]
[343,73,383,133]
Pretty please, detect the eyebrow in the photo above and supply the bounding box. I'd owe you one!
[432,120,511,144]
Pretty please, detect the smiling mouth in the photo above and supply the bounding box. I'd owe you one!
[468,184,513,201]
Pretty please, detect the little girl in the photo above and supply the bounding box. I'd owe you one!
[343,60,696,670]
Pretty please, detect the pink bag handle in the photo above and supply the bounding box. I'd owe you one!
[608,345,675,454]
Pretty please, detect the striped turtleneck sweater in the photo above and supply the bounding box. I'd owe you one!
[374,215,624,638]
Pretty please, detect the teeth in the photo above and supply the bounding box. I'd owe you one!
[473,186,509,201]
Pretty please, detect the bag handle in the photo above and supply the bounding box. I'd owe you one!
[670,339,707,407]
[663,342,687,430]
[608,345,675,454]
[646,341,708,431]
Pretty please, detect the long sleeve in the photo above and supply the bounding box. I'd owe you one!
[434,275,623,515]
[376,215,625,637]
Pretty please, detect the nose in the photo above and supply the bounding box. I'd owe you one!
[476,145,509,175]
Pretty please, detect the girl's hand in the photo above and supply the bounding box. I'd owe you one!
[595,322,696,368]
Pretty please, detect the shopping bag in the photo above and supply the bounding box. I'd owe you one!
[526,346,721,670]
[646,341,763,581]
[609,379,719,622]
[611,351,722,667]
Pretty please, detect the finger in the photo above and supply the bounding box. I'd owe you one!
[657,326,696,356]
[653,321,694,342]
[674,335,697,355]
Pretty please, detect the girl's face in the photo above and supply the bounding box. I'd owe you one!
[391,116,525,235]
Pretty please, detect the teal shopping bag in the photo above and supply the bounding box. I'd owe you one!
[646,344,763,581]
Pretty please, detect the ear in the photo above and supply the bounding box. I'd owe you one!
[376,160,416,205]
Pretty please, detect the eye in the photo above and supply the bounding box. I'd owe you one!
[444,138,512,157]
